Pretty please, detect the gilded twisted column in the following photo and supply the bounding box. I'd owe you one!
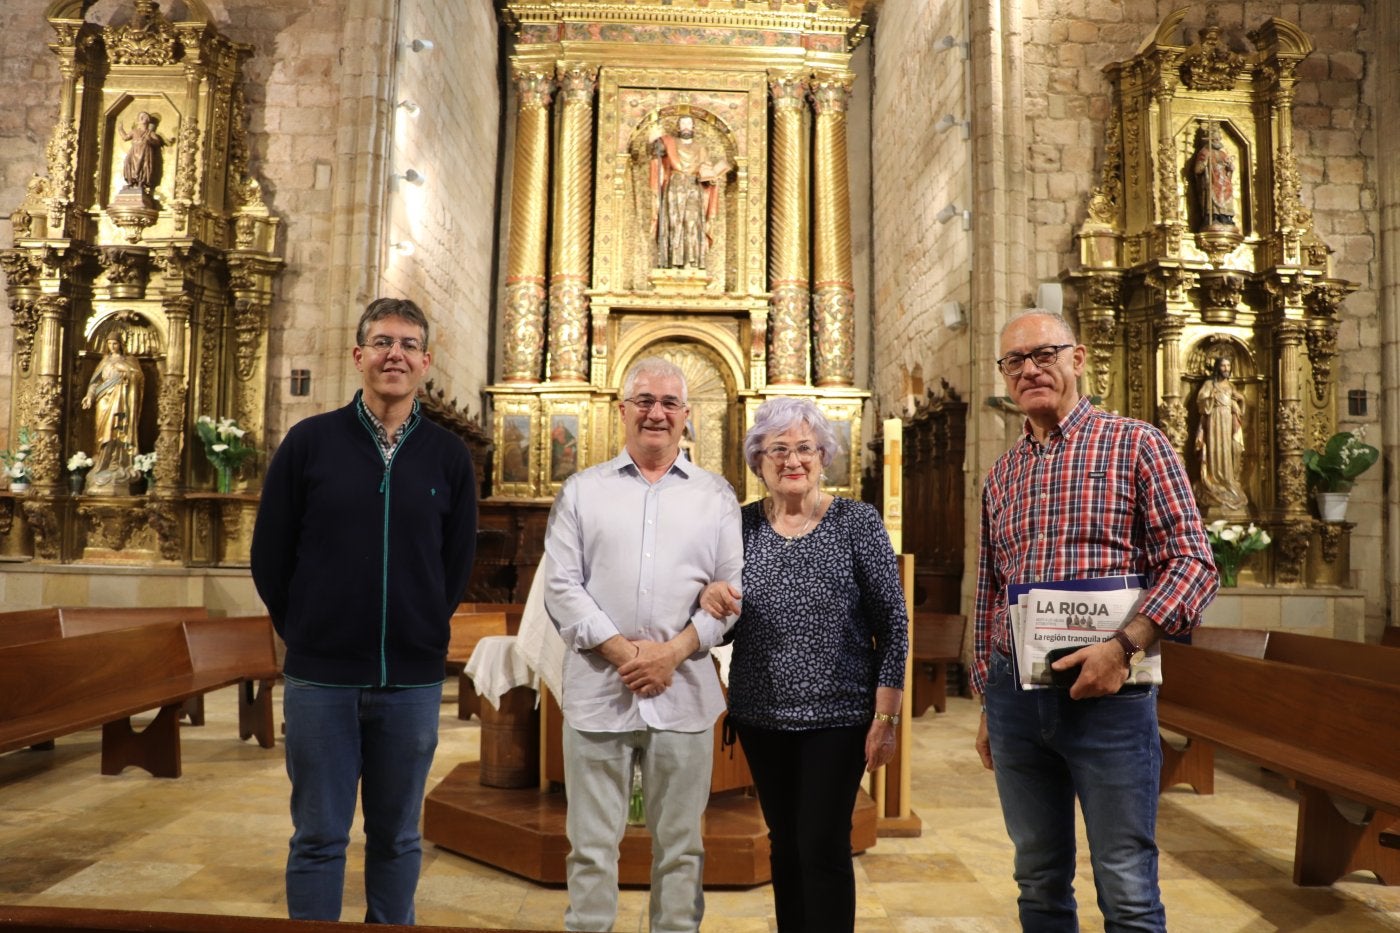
[767,72,809,386]
[1155,316,1187,454]
[1274,312,1311,583]
[548,64,597,384]
[502,67,554,384]
[810,73,856,387]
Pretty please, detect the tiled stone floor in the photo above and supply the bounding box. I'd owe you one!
[1,684,1398,931]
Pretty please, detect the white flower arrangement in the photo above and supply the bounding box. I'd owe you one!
[67,451,94,473]
[1205,520,1271,587]
[196,415,255,472]
[132,451,157,477]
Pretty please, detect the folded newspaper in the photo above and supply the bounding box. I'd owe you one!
[1007,575,1158,689]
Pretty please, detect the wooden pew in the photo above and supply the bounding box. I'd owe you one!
[0,617,279,777]
[910,612,966,716]
[1193,627,1400,682]
[1156,640,1400,885]
[0,606,216,725]
[460,601,525,636]
[0,905,544,933]
[0,605,211,647]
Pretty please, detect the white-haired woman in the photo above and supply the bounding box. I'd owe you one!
[701,396,908,933]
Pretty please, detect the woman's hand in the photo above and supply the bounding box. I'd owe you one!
[699,581,742,620]
[864,718,897,773]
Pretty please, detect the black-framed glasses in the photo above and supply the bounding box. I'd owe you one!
[995,343,1073,377]
[362,335,425,355]
[624,395,687,414]
[763,443,819,463]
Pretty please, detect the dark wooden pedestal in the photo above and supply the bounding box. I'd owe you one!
[423,761,878,886]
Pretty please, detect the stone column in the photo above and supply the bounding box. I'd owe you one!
[547,63,597,384]
[155,294,193,494]
[810,72,856,387]
[501,66,554,384]
[767,72,809,386]
[28,294,68,489]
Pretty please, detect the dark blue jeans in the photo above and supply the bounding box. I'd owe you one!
[282,679,442,923]
[984,653,1165,932]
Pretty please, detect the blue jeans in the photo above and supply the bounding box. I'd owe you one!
[282,679,442,923]
[984,653,1165,932]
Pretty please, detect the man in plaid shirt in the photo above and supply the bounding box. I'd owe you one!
[973,309,1218,932]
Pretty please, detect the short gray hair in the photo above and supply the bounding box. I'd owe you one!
[743,397,840,476]
[1000,308,1077,345]
[622,356,688,402]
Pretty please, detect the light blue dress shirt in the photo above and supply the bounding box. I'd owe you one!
[544,449,743,733]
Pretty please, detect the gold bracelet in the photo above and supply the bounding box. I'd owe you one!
[872,711,900,726]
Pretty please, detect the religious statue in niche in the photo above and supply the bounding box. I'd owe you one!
[118,111,167,193]
[1191,123,1237,230]
[1194,355,1248,513]
[82,333,145,492]
[648,115,731,270]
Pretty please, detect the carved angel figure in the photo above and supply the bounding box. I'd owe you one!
[118,111,167,191]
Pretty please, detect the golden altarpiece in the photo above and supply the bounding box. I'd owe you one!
[485,0,871,509]
[426,0,912,888]
[1063,11,1356,588]
[0,0,281,566]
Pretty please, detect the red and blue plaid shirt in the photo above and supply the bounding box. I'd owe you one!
[972,397,1218,692]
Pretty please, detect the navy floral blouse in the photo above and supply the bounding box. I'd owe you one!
[726,496,909,731]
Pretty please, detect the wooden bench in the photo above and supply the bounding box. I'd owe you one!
[0,616,279,777]
[0,606,217,725]
[1193,627,1400,682]
[910,612,966,716]
[0,905,544,933]
[1156,640,1400,885]
[0,605,211,648]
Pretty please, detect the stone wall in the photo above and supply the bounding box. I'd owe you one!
[870,0,972,415]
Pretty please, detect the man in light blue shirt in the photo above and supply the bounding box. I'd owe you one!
[545,356,743,932]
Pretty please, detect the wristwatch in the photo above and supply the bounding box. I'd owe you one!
[872,711,900,726]
[1110,629,1145,668]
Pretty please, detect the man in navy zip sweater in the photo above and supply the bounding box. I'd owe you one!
[252,297,477,923]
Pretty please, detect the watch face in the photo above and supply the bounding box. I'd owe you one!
[1129,650,1146,666]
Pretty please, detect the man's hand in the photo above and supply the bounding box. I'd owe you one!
[619,640,680,697]
[1052,640,1130,700]
[975,709,993,770]
[699,581,741,620]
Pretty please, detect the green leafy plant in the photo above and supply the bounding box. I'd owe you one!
[1303,428,1379,493]
[2,426,35,483]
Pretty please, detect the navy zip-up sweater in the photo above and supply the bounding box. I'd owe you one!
[251,394,478,686]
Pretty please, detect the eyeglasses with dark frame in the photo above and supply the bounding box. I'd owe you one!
[361,335,425,355]
[995,343,1074,377]
[623,395,687,414]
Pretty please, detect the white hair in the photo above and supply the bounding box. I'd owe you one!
[743,397,840,477]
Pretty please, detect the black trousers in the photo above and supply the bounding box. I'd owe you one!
[733,721,869,933]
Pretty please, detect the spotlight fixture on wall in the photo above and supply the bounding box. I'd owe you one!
[936,34,969,57]
[396,99,421,117]
[409,38,434,52]
[393,168,426,185]
[391,240,416,256]
[936,203,972,230]
[935,113,971,139]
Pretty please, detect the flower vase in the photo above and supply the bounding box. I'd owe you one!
[1215,553,1241,588]
[9,480,29,495]
[1316,491,1350,523]
[216,466,232,494]
[131,475,148,495]
[68,472,87,495]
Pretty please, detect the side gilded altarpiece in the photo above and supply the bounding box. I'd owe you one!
[486,0,872,506]
[1063,10,1356,588]
[0,0,281,566]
